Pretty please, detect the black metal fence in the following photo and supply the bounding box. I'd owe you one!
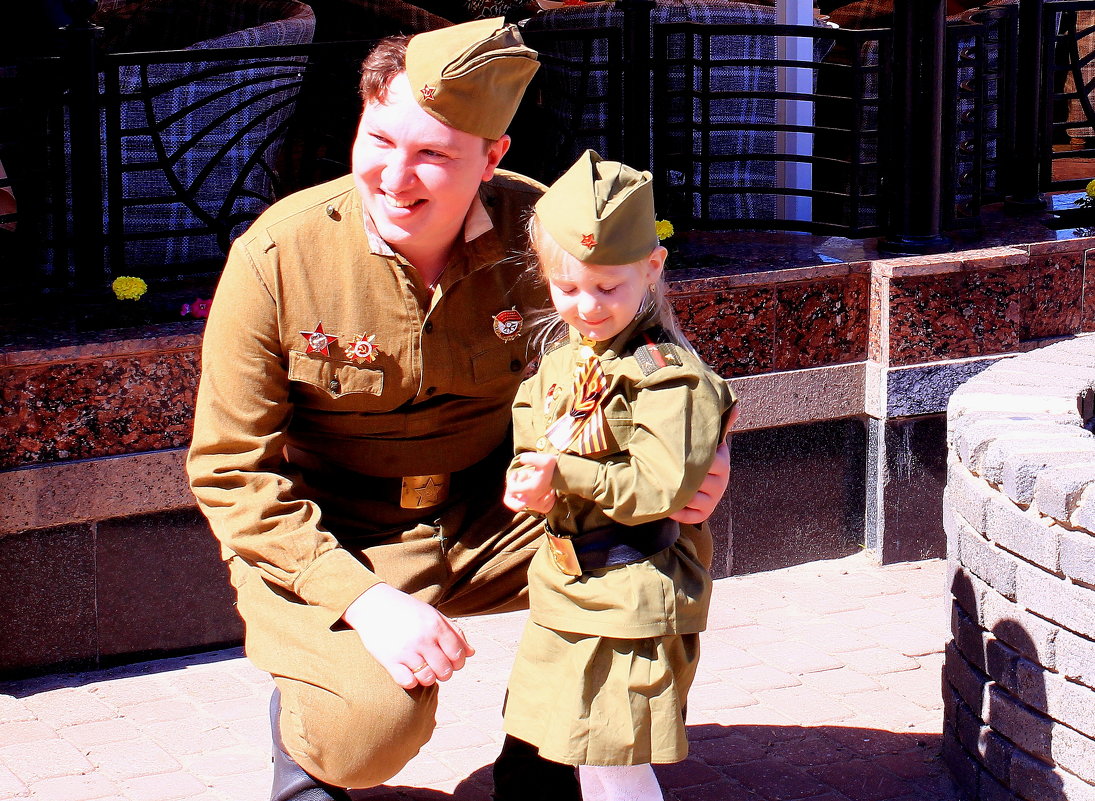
[945,4,1018,227]
[0,37,370,298]
[1045,3,1095,190]
[2,0,1094,303]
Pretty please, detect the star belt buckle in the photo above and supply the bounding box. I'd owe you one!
[400,474,449,509]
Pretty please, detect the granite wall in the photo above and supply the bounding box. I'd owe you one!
[3,234,1094,675]
[942,335,1095,800]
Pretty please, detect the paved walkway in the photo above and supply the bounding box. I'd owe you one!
[0,554,958,801]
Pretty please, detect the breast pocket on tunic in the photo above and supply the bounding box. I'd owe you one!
[470,343,525,386]
[288,350,385,404]
[603,394,633,453]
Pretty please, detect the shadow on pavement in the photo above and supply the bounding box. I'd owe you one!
[0,646,247,696]
[354,723,959,801]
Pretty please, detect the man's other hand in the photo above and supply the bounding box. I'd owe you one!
[669,440,730,525]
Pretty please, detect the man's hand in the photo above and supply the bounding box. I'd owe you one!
[342,583,474,690]
[670,440,730,524]
[502,452,558,514]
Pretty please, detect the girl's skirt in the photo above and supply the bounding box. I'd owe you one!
[501,619,700,766]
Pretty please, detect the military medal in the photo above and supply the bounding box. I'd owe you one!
[347,332,379,363]
[301,322,338,356]
[544,383,558,416]
[492,308,523,342]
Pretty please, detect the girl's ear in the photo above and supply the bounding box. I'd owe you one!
[646,245,668,283]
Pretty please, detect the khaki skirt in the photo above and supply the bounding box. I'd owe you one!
[502,619,700,766]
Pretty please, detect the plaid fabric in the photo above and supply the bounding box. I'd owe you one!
[521,1,833,225]
[93,0,316,51]
[304,0,452,40]
[91,0,315,271]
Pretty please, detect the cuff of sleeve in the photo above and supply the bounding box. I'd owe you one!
[293,547,383,628]
[552,452,601,496]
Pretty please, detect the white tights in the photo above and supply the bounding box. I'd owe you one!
[578,764,664,801]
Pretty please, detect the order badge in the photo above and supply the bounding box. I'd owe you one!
[492,308,523,342]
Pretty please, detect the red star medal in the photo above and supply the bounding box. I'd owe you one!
[544,383,558,416]
[492,308,523,342]
[301,322,338,356]
[580,233,598,249]
[421,84,437,101]
[347,332,379,363]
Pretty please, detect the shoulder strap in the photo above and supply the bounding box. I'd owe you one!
[628,326,683,376]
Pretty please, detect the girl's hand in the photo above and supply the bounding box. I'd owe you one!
[503,452,558,514]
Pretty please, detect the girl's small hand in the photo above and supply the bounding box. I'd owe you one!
[503,468,533,512]
[503,453,558,514]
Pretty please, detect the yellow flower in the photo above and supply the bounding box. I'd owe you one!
[655,219,675,241]
[1086,179,1095,199]
[112,276,147,301]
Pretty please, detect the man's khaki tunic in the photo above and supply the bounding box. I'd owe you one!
[186,170,552,787]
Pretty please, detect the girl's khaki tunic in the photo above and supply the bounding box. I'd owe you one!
[502,313,737,767]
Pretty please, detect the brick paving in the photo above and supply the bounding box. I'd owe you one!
[0,554,959,801]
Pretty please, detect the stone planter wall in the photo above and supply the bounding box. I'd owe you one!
[943,335,1095,800]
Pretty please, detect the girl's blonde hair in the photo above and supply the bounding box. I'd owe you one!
[526,213,696,355]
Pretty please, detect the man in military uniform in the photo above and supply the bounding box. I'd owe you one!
[187,18,729,801]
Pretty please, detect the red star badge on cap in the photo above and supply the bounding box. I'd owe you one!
[421,84,437,101]
[580,233,597,248]
[301,322,338,356]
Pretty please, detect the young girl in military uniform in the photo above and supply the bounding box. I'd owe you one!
[501,150,737,801]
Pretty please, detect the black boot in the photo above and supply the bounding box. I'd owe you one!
[492,735,582,801]
[270,690,352,801]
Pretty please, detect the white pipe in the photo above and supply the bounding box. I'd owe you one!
[776,0,815,224]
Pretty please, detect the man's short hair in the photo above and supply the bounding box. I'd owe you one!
[359,36,409,106]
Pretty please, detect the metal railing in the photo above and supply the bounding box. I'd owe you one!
[2,0,1095,302]
[650,21,887,237]
[1046,3,1095,190]
[0,35,370,296]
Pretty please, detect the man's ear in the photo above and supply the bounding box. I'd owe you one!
[482,135,511,181]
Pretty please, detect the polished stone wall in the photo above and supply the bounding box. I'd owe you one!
[3,233,1094,675]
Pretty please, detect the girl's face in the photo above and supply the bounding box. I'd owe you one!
[546,248,666,342]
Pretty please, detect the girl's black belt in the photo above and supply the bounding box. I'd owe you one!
[562,518,680,571]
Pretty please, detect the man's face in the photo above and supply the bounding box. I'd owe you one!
[351,72,509,269]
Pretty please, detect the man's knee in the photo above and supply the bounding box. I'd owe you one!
[277,678,438,789]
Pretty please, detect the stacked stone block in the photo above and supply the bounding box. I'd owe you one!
[943,335,1095,800]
